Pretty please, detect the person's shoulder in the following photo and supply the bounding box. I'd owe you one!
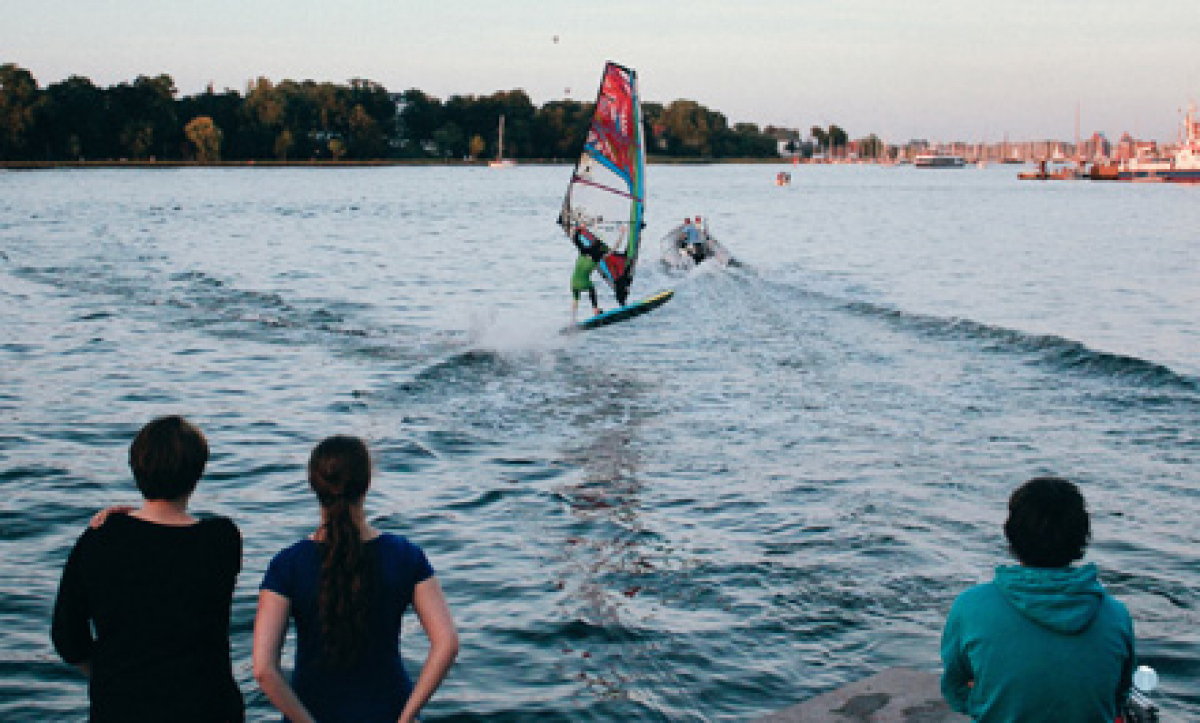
[956,578,1000,598]
[269,537,315,561]
[376,533,432,562]
[264,538,315,574]
[1096,585,1133,627]
[376,533,435,582]
[82,510,140,543]
[70,522,104,553]
[262,538,316,593]
[949,579,1005,613]
[377,532,421,552]
[197,514,240,534]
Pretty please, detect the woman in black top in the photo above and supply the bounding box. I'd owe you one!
[51,416,244,722]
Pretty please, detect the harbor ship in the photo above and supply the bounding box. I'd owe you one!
[913,152,966,168]
[1118,105,1200,183]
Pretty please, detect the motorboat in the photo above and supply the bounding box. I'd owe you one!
[659,219,733,271]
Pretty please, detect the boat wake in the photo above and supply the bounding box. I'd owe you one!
[842,299,1198,392]
[713,267,1199,394]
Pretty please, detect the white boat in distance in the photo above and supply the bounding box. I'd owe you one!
[913,153,966,168]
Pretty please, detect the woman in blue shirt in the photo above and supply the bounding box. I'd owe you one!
[253,436,458,722]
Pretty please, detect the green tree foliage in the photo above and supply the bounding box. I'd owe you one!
[469,134,486,159]
[661,99,726,156]
[0,68,806,162]
[810,125,829,152]
[729,123,779,157]
[184,116,222,161]
[39,75,108,160]
[436,89,535,159]
[397,89,442,155]
[858,133,883,159]
[432,121,465,158]
[641,102,665,152]
[827,124,849,151]
[274,128,294,160]
[178,85,245,158]
[242,77,288,159]
[344,78,396,159]
[534,100,591,159]
[0,64,41,160]
[489,90,535,158]
[348,104,384,159]
[104,74,179,159]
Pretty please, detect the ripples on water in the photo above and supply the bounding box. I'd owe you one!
[1,166,1197,720]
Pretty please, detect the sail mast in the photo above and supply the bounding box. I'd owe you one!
[497,115,504,162]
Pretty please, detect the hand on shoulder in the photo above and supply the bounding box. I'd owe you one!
[88,505,136,529]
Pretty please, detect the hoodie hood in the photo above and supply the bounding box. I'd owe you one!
[993,563,1105,634]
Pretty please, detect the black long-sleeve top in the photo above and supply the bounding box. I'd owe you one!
[51,513,244,722]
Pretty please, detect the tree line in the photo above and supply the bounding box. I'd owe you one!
[0,64,824,163]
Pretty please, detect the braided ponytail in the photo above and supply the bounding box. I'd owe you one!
[308,436,373,668]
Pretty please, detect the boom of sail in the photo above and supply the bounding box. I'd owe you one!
[559,61,645,305]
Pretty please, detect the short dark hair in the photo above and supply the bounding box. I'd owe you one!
[129,416,209,500]
[1004,477,1090,568]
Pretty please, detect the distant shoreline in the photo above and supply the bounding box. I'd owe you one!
[1,157,791,170]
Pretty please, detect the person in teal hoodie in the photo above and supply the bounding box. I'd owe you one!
[940,477,1135,722]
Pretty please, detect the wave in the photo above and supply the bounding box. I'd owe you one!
[840,298,1199,392]
[701,266,1196,391]
[397,348,508,392]
[14,262,387,346]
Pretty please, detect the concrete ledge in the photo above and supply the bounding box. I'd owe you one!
[758,667,968,722]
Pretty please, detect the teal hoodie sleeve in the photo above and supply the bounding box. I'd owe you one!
[940,594,973,713]
[1116,604,1136,710]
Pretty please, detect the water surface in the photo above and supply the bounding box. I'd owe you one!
[1,164,1196,720]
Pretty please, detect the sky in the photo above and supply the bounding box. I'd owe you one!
[5,0,1199,142]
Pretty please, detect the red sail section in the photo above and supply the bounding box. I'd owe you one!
[588,65,636,180]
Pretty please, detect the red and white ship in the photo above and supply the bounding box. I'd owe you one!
[1118,105,1200,183]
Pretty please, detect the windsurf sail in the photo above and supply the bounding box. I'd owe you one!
[559,61,646,306]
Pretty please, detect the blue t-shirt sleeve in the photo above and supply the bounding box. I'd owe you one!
[261,546,295,598]
[411,542,434,584]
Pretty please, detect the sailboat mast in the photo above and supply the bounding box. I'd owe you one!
[497,115,505,161]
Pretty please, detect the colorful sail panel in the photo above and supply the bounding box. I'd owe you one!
[560,62,645,305]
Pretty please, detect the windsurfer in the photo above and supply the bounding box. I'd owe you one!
[570,226,606,320]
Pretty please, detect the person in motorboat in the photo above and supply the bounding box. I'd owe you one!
[680,218,707,264]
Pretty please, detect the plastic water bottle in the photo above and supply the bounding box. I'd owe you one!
[1133,665,1158,693]
[1124,665,1159,723]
